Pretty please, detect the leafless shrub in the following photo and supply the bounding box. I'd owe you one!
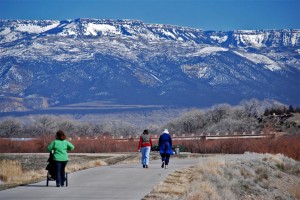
[254,167,269,182]
[267,153,300,175]
[240,168,253,179]
[0,119,22,137]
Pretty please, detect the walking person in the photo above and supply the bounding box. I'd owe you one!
[138,129,153,168]
[48,130,74,187]
[159,129,173,169]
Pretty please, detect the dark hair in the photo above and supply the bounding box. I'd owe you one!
[143,130,149,135]
[56,130,66,140]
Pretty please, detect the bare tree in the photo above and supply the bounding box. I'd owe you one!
[207,104,231,124]
[91,124,105,136]
[181,109,206,133]
[161,102,261,135]
[75,123,91,136]
[0,119,22,137]
[240,98,264,118]
[33,115,57,135]
[57,120,76,136]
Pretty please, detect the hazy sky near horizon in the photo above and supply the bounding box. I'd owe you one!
[0,0,299,31]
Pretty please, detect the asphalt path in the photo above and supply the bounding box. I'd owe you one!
[0,158,201,200]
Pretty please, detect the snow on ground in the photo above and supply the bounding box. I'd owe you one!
[187,47,228,56]
[234,51,282,71]
[161,29,177,39]
[210,35,228,43]
[0,28,11,35]
[236,33,267,48]
[85,23,120,36]
[15,23,59,34]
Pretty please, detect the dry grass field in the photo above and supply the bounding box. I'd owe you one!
[144,153,300,200]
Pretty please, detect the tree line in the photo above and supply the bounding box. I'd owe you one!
[263,105,300,116]
[0,99,299,138]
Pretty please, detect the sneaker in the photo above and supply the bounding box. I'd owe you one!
[143,165,145,168]
[161,161,165,168]
[146,165,148,168]
[165,165,168,169]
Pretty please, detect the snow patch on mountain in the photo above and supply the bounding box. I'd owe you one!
[0,32,18,43]
[291,33,299,45]
[234,32,267,48]
[85,23,120,36]
[210,35,228,43]
[15,23,59,34]
[161,29,177,39]
[0,27,11,35]
[59,22,78,36]
[188,47,228,56]
[181,64,209,79]
[234,51,282,71]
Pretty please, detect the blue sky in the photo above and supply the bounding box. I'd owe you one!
[0,0,299,31]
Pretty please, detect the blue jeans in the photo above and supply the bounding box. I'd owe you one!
[141,147,151,166]
[55,161,68,186]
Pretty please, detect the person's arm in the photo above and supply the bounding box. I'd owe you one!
[138,136,142,151]
[67,141,74,151]
[47,141,55,152]
[159,135,162,147]
[150,137,153,149]
[169,135,172,148]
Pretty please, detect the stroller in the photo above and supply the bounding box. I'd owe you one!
[45,151,68,187]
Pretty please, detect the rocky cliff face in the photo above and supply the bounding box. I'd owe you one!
[0,19,299,112]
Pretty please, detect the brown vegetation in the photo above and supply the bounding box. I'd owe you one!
[180,134,300,161]
[0,160,23,182]
[0,137,138,153]
[71,139,138,153]
[0,134,299,161]
[144,154,300,200]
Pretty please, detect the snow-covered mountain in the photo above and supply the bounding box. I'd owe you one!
[0,19,299,112]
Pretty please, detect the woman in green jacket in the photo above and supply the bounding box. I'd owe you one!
[48,130,74,187]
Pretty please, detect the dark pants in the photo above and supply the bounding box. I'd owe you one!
[55,161,68,186]
[160,153,170,165]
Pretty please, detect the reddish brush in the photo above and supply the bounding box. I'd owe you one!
[0,135,299,161]
[181,135,300,161]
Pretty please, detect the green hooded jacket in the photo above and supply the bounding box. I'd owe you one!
[47,139,74,161]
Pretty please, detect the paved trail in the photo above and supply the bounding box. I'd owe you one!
[0,158,201,200]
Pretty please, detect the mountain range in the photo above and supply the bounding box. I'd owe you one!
[0,18,299,112]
